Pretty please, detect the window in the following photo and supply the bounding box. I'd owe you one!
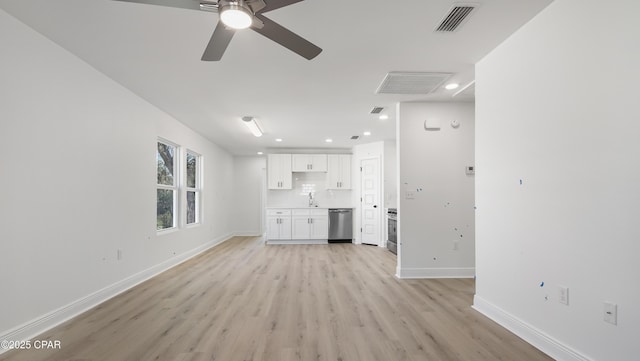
[185,151,201,225]
[157,140,177,230]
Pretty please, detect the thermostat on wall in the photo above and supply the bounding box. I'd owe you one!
[465,166,475,175]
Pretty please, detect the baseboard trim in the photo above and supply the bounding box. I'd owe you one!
[233,231,262,237]
[396,267,475,279]
[0,233,234,353]
[472,295,593,361]
[266,239,328,245]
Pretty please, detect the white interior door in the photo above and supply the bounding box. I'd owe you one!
[360,158,381,246]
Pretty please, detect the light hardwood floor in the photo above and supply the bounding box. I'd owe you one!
[0,237,553,361]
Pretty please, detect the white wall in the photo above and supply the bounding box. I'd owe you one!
[0,9,235,342]
[384,141,398,209]
[397,102,475,278]
[232,156,266,235]
[474,1,640,360]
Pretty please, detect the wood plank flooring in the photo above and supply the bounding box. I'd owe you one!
[0,237,553,361]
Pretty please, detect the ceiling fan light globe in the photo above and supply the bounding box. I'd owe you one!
[220,5,252,30]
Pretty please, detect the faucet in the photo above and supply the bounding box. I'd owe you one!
[308,192,314,207]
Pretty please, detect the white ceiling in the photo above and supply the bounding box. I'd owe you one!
[0,0,552,155]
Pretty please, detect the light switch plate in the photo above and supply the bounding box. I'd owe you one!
[558,286,569,305]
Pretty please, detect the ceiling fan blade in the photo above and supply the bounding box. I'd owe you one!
[259,0,304,13]
[112,0,203,11]
[201,21,235,61]
[252,15,321,60]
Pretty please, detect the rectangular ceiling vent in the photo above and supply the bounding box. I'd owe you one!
[351,135,360,140]
[435,4,477,32]
[370,106,384,114]
[376,72,452,94]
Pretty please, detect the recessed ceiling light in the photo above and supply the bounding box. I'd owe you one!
[275,138,283,142]
[379,114,389,120]
[325,138,333,143]
[257,151,264,155]
[445,83,460,90]
[363,131,371,136]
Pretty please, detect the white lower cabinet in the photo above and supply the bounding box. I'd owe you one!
[266,209,291,240]
[291,209,329,240]
[267,208,328,243]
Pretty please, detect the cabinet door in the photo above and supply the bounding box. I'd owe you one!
[327,155,341,189]
[309,154,328,172]
[309,216,329,239]
[291,216,311,239]
[327,154,351,189]
[266,217,281,239]
[279,216,292,239]
[291,154,310,172]
[267,154,292,189]
[292,154,328,172]
[267,154,281,189]
[338,155,351,189]
[280,155,292,189]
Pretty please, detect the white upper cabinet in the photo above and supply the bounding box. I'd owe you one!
[327,154,351,189]
[292,154,328,172]
[267,154,292,189]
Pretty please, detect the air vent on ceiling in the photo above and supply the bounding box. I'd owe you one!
[351,135,360,140]
[376,72,452,94]
[435,4,477,32]
[370,106,384,114]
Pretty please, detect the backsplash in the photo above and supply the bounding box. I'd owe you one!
[267,172,353,208]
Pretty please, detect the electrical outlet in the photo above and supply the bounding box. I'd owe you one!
[558,286,569,305]
[604,302,617,325]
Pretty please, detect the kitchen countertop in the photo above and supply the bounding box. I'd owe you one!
[266,206,354,209]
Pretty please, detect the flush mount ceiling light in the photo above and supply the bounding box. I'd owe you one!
[445,83,460,90]
[379,114,389,120]
[257,151,264,155]
[325,138,333,143]
[363,131,371,136]
[275,138,283,142]
[241,116,262,137]
[219,2,252,30]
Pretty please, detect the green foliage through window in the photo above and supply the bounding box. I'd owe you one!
[157,141,176,230]
[157,143,175,186]
[157,189,174,230]
[186,153,196,188]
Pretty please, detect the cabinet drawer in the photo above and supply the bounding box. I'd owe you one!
[267,209,291,216]
[292,209,311,216]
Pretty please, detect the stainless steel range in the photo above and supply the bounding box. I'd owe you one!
[387,208,397,254]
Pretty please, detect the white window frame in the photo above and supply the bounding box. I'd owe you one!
[157,138,180,233]
[184,150,202,227]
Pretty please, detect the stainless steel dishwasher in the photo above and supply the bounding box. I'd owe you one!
[328,208,353,243]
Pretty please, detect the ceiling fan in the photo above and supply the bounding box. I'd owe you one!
[113,0,322,61]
